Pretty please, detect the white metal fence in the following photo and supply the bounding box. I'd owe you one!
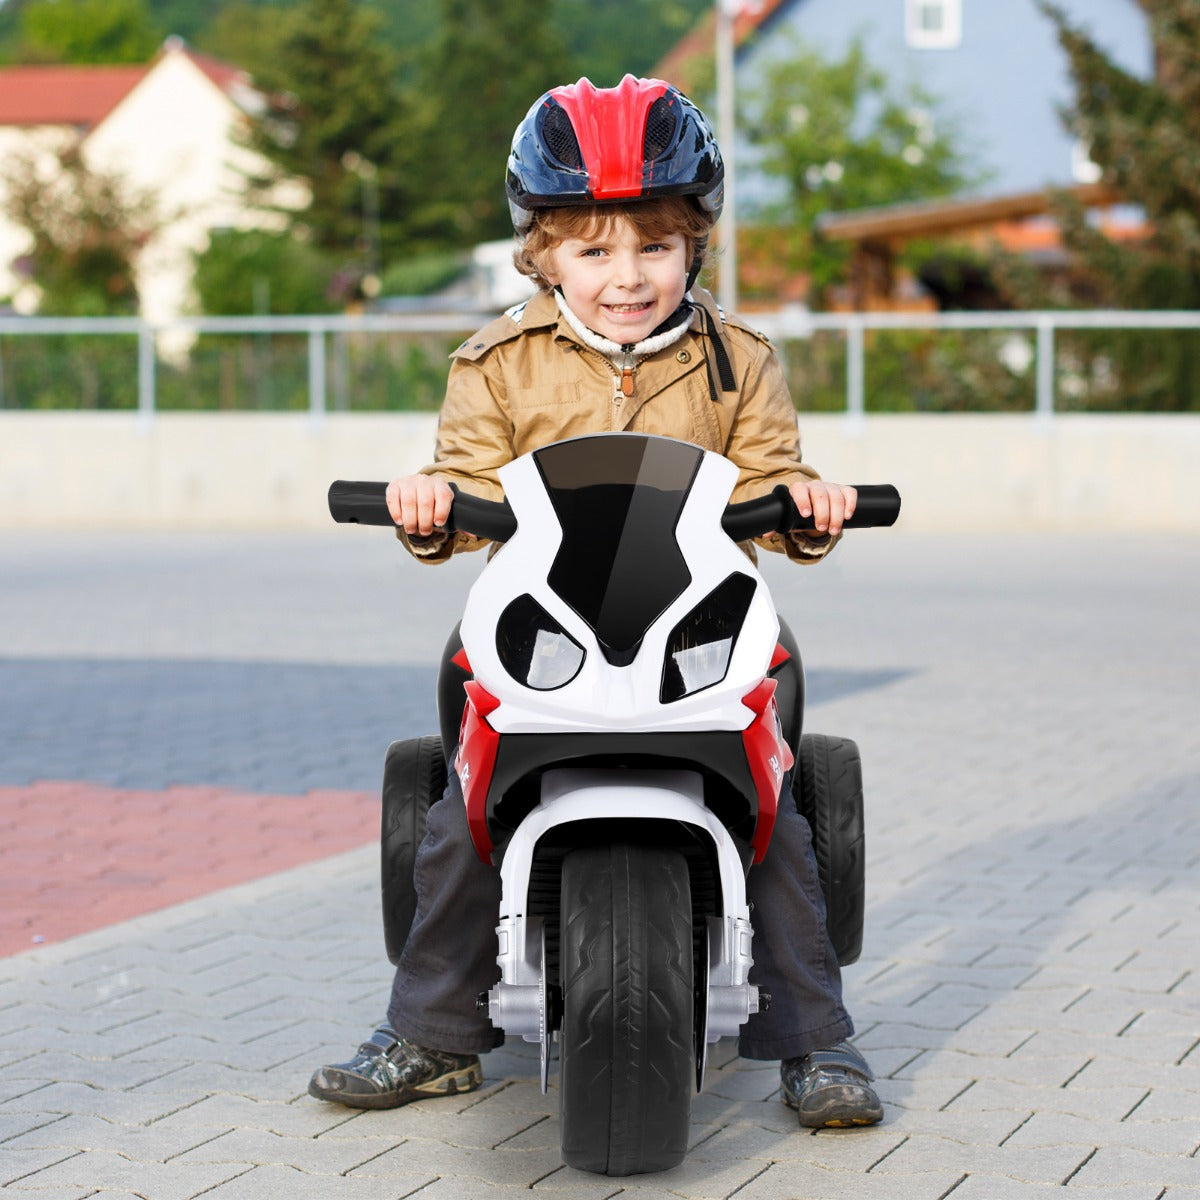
[2,309,1200,420]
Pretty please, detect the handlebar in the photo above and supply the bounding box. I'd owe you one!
[329,480,900,542]
[720,484,901,542]
[327,481,517,542]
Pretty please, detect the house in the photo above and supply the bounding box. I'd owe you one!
[655,0,1154,307]
[0,39,300,323]
[660,0,1153,199]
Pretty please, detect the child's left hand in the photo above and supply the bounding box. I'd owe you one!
[789,480,858,537]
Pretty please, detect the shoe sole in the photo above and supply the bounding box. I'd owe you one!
[308,1060,483,1110]
[782,1086,882,1129]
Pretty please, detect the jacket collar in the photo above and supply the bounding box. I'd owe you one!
[551,289,692,362]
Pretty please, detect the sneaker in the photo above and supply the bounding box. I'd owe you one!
[780,1040,883,1128]
[307,1025,482,1110]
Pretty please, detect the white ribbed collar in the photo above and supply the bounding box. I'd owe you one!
[552,289,693,365]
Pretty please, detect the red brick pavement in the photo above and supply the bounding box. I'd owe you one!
[0,781,378,958]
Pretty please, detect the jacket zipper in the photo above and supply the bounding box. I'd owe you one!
[618,346,636,397]
[575,343,634,403]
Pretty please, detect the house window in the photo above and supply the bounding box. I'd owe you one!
[906,0,962,49]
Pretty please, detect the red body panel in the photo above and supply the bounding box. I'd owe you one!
[741,678,795,863]
[457,680,501,862]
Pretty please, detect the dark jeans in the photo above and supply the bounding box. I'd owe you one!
[386,769,853,1061]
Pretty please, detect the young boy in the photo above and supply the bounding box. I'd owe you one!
[309,75,882,1129]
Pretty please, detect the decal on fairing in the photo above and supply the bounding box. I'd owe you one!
[457,680,501,862]
[741,677,795,863]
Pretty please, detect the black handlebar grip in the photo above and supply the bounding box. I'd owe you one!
[847,484,902,528]
[444,485,518,542]
[328,480,393,526]
[327,481,518,542]
[721,493,787,542]
[722,483,901,541]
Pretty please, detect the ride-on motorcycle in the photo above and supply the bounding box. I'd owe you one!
[329,432,899,1176]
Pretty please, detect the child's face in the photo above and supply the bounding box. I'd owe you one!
[543,215,689,345]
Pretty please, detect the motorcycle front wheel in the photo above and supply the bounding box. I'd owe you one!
[558,843,694,1176]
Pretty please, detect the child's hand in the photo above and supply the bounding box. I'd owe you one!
[789,480,858,537]
[385,475,455,537]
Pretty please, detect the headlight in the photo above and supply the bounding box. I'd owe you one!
[660,573,758,703]
[496,593,585,690]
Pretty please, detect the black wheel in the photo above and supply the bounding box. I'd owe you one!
[380,735,446,965]
[558,843,694,1176]
[794,733,866,966]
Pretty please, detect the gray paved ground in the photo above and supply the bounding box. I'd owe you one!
[1,528,1199,1198]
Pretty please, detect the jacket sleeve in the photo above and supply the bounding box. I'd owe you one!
[725,334,840,564]
[395,356,515,564]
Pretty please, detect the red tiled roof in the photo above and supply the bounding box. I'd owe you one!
[654,0,791,93]
[0,64,148,128]
[0,46,252,131]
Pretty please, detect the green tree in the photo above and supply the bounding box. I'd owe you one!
[14,0,161,63]
[240,0,412,290]
[1019,2,1200,409]
[192,228,334,314]
[555,0,709,83]
[193,2,285,82]
[744,35,978,302]
[0,144,159,314]
[407,0,569,247]
[1038,1,1200,307]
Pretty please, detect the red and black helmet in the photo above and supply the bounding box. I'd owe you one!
[505,74,725,237]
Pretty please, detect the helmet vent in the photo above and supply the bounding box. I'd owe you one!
[541,103,583,169]
[643,97,678,160]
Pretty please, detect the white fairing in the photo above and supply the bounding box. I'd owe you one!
[469,436,777,1072]
[460,445,779,733]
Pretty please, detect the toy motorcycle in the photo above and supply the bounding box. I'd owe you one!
[329,432,899,1176]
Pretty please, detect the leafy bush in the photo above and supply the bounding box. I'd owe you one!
[192,229,336,316]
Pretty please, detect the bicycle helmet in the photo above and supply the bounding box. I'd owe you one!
[505,74,725,238]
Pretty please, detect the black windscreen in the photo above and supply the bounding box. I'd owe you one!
[533,436,703,666]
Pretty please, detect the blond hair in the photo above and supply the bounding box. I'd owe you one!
[514,197,714,291]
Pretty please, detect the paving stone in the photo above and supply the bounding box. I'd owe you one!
[0,1083,211,1126]
[697,1064,781,1104]
[0,1146,81,1187]
[0,1188,103,1200]
[0,1113,234,1163]
[914,1042,1094,1082]
[866,1133,1096,1185]
[150,1093,358,1138]
[1,1146,244,1197]
[1070,1144,1200,1188]
[724,1161,966,1200]
[1002,1110,1200,1157]
[426,1176,619,1200]
[942,1177,1167,1200]
[171,1125,408,1174]
[318,1099,555,1152]
[939,1077,1152,1123]
[165,1161,433,1199]
[686,1122,906,1171]
[347,1136,569,1188]
[1128,1087,1200,1122]
[1,1052,203,1092]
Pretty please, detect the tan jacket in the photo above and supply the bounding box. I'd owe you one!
[400,287,836,565]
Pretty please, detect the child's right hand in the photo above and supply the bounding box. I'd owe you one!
[385,474,455,538]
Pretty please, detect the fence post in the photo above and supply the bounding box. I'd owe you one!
[137,323,156,429]
[1036,314,1055,420]
[846,315,865,430]
[308,326,326,425]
